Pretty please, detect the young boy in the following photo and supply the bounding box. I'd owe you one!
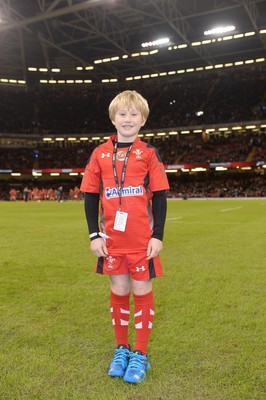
[80,90,169,383]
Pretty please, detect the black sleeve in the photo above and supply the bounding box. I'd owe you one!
[152,190,167,241]
[84,192,100,240]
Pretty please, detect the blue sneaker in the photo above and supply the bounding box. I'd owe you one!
[123,350,150,383]
[108,345,130,377]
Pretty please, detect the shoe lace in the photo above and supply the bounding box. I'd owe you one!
[113,348,129,366]
[127,353,147,370]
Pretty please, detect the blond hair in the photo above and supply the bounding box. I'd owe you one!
[109,90,150,121]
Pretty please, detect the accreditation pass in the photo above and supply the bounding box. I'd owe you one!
[114,210,128,232]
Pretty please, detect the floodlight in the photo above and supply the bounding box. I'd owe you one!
[215,167,228,171]
[204,25,235,36]
[195,111,204,116]
[141,38,169,48]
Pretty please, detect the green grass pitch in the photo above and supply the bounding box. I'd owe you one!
[0,199,265,400]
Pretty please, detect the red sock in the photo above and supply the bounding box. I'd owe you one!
[133,291,154,355]
[110,291,130,348]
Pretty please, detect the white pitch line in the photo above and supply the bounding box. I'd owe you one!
[166,217,182,221]
[220,206,242,212]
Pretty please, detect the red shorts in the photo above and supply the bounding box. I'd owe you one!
[95,252,163,280]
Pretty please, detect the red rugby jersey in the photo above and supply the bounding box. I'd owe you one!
[80,135,169,253]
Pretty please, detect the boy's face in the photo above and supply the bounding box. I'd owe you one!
[112,104,146,142]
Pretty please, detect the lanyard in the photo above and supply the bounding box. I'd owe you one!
[112,141,133,210]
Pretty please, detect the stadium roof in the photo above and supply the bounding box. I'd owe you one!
[0,0,266,83]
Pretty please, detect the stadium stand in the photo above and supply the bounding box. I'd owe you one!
[1,69,266,200]
[0,70,266,134]
[1,129,265,170]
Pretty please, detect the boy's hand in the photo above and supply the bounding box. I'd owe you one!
[146,238,163,260]
[91,238,108,257]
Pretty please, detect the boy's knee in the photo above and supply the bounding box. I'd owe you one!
[110,275,131,296]
[132,279,152,296]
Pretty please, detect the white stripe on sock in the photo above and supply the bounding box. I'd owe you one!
[134,310,142,317]
[120,308,130,314]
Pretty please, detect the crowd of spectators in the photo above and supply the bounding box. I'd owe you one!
[159,131,266,164]
[0,141,95,170]
[168,173,265,198]
[0,69,266,135]
[0,131,265,170]
[1,67,266,199]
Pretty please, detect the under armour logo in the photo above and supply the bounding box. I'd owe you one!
[101,152,111,158]
[136,266,145,272]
